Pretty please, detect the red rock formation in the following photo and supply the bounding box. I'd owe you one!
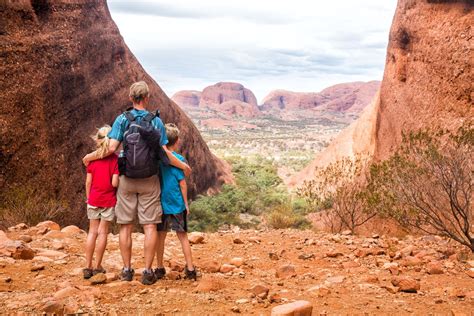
[171,90,201,108]
[373,0,473,160]
[261,81,380,113]
[199,82,260,117]
[0,0,231,225]
[291,0,473,189]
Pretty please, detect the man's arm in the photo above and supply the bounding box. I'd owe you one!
[85,173,92,201]
[179,179,189,213]
[111,174,119,188]
[163,146,192,177]
[82,139,121,166]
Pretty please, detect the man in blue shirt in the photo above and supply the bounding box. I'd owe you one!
[154,123,196,281]
[83,81,191,285]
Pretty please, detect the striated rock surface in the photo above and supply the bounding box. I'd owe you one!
[0,0,230,225]
[292,0,473,187]
[171,90,202,108]
[261,81,380,113]
[373,0,473,160]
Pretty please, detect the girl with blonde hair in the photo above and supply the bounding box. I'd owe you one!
[83,125,119,279]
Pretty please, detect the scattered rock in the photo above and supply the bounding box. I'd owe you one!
[298,254,314,260]
[167,271,181,280]
[36,221,60,232]
[465,269,474,278]
[105,273,118,282]
[230,257,244,267]
[276,264,296,279]
[1,240,35,260]
[271,300,313,316]
[342,261,360,269]
[326,251,343,258]
[269,252,280,261]
[18,235,32,243]
[233,237,244,244]
[427,261,443,275]
[341,230,352,236]
[169,260,185,272]
[36,249,66,260]
[42,300,64,314]
[231,306,241,313]
[325,275,345,285]
[89,273,107,285]
[200,259,221,273]
[44,230,67,239]
[220,264,236,273]
[391,277,420,293]
[30,264,45,272]
[235,298,249,304]
[188,232,205,244]
[250,284,269,299]
[8,223,28,232]
[196,275,225,292]
[0,231,10,243]
[54,286,80,299]
[382,285,400,294]
[60,225,83,235]
[308,285,331,297]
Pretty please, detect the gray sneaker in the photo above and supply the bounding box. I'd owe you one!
[120,268,135,281]
[154,267,166,280]
[141,269,157,285]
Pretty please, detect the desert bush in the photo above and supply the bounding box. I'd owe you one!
[0,187,69,229]
[188,157,309,232]
[297,156,376,233]
[266,204,311,230]
[367,124,473,251]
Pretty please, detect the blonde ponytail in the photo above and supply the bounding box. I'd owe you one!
[91,125,112,159]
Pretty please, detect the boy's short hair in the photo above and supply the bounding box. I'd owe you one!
[129,81,149,103]
[165,123,180,146]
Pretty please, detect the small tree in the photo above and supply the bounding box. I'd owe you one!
[297,156,376,233]
[367,124,473,251]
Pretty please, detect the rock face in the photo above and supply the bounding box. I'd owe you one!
[0,0,230,225]
[373,0,473,160]
[199,82,260,117]
[261,81,380,113]
[171,90,201,108]
[292,0,473,187]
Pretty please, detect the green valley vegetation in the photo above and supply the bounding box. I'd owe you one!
[188,157,311,232]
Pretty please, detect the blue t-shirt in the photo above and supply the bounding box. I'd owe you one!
[160,152,186,214]
[108,109,168,146]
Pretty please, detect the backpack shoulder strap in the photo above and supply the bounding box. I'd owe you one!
[155,110,160,118]
[143,112,156,123]
[124,111,136,123]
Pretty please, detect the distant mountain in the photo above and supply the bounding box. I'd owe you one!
[260,81,380,113]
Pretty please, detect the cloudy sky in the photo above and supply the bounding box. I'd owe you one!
[108,0,398,102]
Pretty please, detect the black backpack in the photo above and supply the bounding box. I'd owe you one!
[120,111,159,178]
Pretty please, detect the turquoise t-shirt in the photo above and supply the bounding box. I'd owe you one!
[160,152,186,214]
[108,109,168,146]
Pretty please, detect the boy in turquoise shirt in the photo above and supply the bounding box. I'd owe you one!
[155,123,197,280]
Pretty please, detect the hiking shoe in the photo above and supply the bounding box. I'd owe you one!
[154,267,166,280]
[120,268,135,281]
[184,267,197,281]
[93,267,106,275]
[83,268,93,279]
[141,269,157,285]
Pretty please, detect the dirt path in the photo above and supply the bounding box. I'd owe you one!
[1,222,473,315]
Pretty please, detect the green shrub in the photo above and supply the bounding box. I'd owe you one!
[266,204,311,230]
[188,157,311,232]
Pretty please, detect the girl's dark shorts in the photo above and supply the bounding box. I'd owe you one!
[157,210,188,232]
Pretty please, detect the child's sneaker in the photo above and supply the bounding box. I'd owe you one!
[184,267,197,281]
[83,268,93,279]
[141,269,157,285]
[120,268,135,281]
[154,267,166,280]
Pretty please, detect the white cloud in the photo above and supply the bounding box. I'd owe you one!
[108,0,398,101]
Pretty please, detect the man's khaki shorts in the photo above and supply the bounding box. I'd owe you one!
[87,205,115,221]
[115,175,162,225]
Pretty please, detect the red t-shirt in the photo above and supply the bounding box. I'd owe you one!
[87,154,119,208]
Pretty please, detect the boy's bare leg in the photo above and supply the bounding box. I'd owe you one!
[143,224,158,270]
[85,219,100,269]
[119,224,133,269]
[155,231,168,268]
[94,220,110,269]
[176,232,194,270]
